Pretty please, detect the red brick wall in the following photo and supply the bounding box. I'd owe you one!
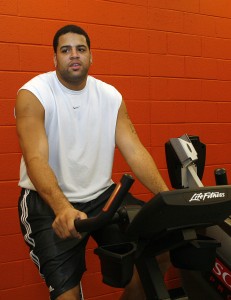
[1,0,231,299]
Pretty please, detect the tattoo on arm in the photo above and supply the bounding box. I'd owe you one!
[126,112,137,134]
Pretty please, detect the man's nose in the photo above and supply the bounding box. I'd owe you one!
[70,48,79,58]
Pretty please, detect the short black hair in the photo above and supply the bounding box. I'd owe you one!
[53,24,91,53]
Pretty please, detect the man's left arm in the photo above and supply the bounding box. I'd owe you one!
[115,100,168,195]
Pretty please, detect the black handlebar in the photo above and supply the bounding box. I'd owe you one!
[214,168,228,185]
[74,174,134,233]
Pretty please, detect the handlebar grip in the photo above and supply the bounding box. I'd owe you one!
[74,174,134,233]
[214,168,228,185]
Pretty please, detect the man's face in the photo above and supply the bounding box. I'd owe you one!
[54,32,92,90]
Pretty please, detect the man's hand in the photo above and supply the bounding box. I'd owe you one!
[52,206,87,239]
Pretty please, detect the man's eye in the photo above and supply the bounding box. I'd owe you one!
[61,48,69,53]
[78,48,86,52]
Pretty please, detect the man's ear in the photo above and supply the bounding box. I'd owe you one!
[54,54,57,67]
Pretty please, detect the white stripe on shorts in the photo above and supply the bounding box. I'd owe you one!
[20,189,44,278]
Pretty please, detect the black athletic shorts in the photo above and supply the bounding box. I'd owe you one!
[18,184,144,300]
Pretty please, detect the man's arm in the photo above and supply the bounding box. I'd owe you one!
[115,100,168,195]
[15,90,86,239]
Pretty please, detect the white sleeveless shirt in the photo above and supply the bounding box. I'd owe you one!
[18,71,122,203]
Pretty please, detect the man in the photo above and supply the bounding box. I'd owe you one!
[16,24,168,300]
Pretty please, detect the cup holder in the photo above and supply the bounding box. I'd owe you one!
[170,236,220,271]
[94,242,136,288]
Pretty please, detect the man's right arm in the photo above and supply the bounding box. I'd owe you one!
[15,90,87,239]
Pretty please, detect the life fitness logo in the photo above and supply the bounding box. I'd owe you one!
[213,258,231,293]
[189,191,225,202]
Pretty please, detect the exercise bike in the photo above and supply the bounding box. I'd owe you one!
[75,134,231,300]
[165,134,231,300]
